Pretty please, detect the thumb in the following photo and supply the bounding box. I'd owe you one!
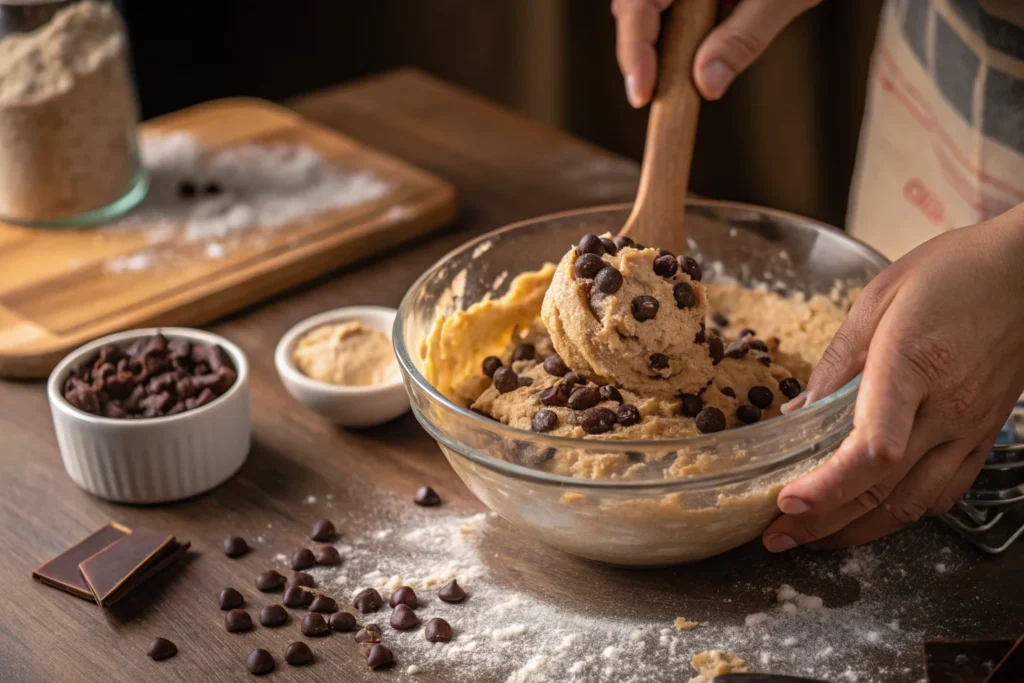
[693,0,822,100]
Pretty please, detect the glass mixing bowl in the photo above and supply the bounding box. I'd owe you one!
[395,201,889,566]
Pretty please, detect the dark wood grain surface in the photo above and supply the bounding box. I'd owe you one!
[0,69,1020,683]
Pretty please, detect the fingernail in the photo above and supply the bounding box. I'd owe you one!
[779,497,811,515]
[624,74,643,108]
[700,60,734,99]
[780,394,809,414]
[764,533,798,553]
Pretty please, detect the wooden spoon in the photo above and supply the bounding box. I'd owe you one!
[619,0,717,255]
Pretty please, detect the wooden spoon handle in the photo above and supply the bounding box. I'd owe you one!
[620,0,717,254]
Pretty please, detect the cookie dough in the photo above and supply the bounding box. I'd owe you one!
[293,321,398,386]
[689,650,749,682]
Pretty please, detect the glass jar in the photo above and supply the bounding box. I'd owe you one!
[0,0,147,226]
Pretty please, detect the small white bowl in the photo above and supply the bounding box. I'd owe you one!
[47,327,251,504]
[275,306,409,427]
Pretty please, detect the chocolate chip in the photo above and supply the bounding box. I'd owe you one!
[680,393,703,417]
[538,384,569,407]
[355,624,383,643]
[708,336,724,364]
[575,252,606,279]
[599,385,623,403]
[694,323,706,344]
[301,613,329,637]
[738,328,756,338]
[578,234,605,256]
[290,548,316,571]
[755,352,772,367]
[247,648,275,675]
[616,404,641,426]
[600,237,618,255]
[177,180,197,199]
[724,338,749,359]
[314,546,342,566]
[649,353,669,370]
[695,407,727,434]
[679,256,702,281]
[493,366,519,393]
[711,312,730,327]
[354,588,385,613]
[310,594,338,614]
[631,295,659,321]
[424,617,454,642]
[330,611,358,631]
[284,585,314,608]
[749,338,769,352]
[779,377,802,399]
[721,386,736,398]
[284,641,313,666]
[653,255,678,278]
[737,404,762,424]
[512,343,536,362]
[389,586,418,609]
[287,572,315,589]
[219,587,244,610]
[223,536,248,558]
[367,644,394,670]
[613,235,635,250]
[543,354,569,377]
[260,604,288,627]
[482,356,502,377]
[390,604,420,630]
[311,519,336,542]
[531,409,558,432]
[147,637,177,661]
[578,407,618,434]
[746,387,772,410]
[203,181,222,196]
[414,486,441,507]
[225,609,253,633]
[567,386,601,410]
[518,376,534,388]
[673,282,696,309]
[438,579,466,603]
[564,372,586,386]
[594,266,623,294]
[656,248,675,258]
[256,570,286,592]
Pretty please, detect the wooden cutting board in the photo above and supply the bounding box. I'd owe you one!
[0,97,457,378]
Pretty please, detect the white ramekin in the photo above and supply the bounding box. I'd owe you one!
[275,306,409,428]
[47,327,251,504]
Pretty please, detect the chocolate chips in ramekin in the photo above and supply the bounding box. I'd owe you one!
[62,333,237,419]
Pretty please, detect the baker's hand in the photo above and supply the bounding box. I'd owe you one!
[612,0,823,107]
[763,204,1024,551]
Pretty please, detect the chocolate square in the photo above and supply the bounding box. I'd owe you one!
[32,523,130,601]
[78,527,175,607]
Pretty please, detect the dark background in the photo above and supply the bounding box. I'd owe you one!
[118,0,885,229]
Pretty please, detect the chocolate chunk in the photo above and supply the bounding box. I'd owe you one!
[708,336,724,364]
[147,637,177,661]
[649,353,669,370]
[531,409,558,432]
[256,570,286,592]
[247,649,275,675]
[424,617,454,643]
[680,393,703,417]
[542,354,569,377]
[389,586,418,609]
[737,404,762,424]
[594,266,623,294]
[653,255,678,278]
[309,594,338,614]
[390,604,421,630]
[185,387,216,410]
[538,385,569,407]
[290,548,315,571]
[177,180,197,198]
[219,587,244,610]
[354,587,385,613]
[260,604,288,627]
[748,386,774,409]
[414,486,441,507]
[678,256,702,281]
[711,313,730,328]
[616,404,641,426]
[578,407,618,435]
[574,252,606,279]
[493,367,519,393]
[567,386,601,410]
[578,234,605,256]
[482,356,502,377]
[754,352,772,367]
[779,377,802,400]
[225,608,253,633]
[77,527,180,608]
[512,343,536,362]
[695,407,727,434]
[517,376,534,388]
[748,338,769,352]
[355,624,383,643]
[438,579,466,603]
[283,585,314,608]
[283,642,313,666]
[367,644,394,670]
[311,519,336,542]
[287,571,315,589]
[330,611,358,631]
[599,385,623,403]
[738,327,756,338]
[694,323,706,344]
[301,613,329,636]
[314,546,341,566]
[721,386,736,398]
[613,235,635,250]
[631,295,659,321]
[600,237,618,255]
[724,338,749,359]
[656,248,675,258]
[672,282,696,309]
[563,372,586,386]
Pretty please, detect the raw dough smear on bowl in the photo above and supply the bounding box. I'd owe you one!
[423,234,853,482]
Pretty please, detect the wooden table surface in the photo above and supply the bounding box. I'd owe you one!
[1,69,1020,683]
